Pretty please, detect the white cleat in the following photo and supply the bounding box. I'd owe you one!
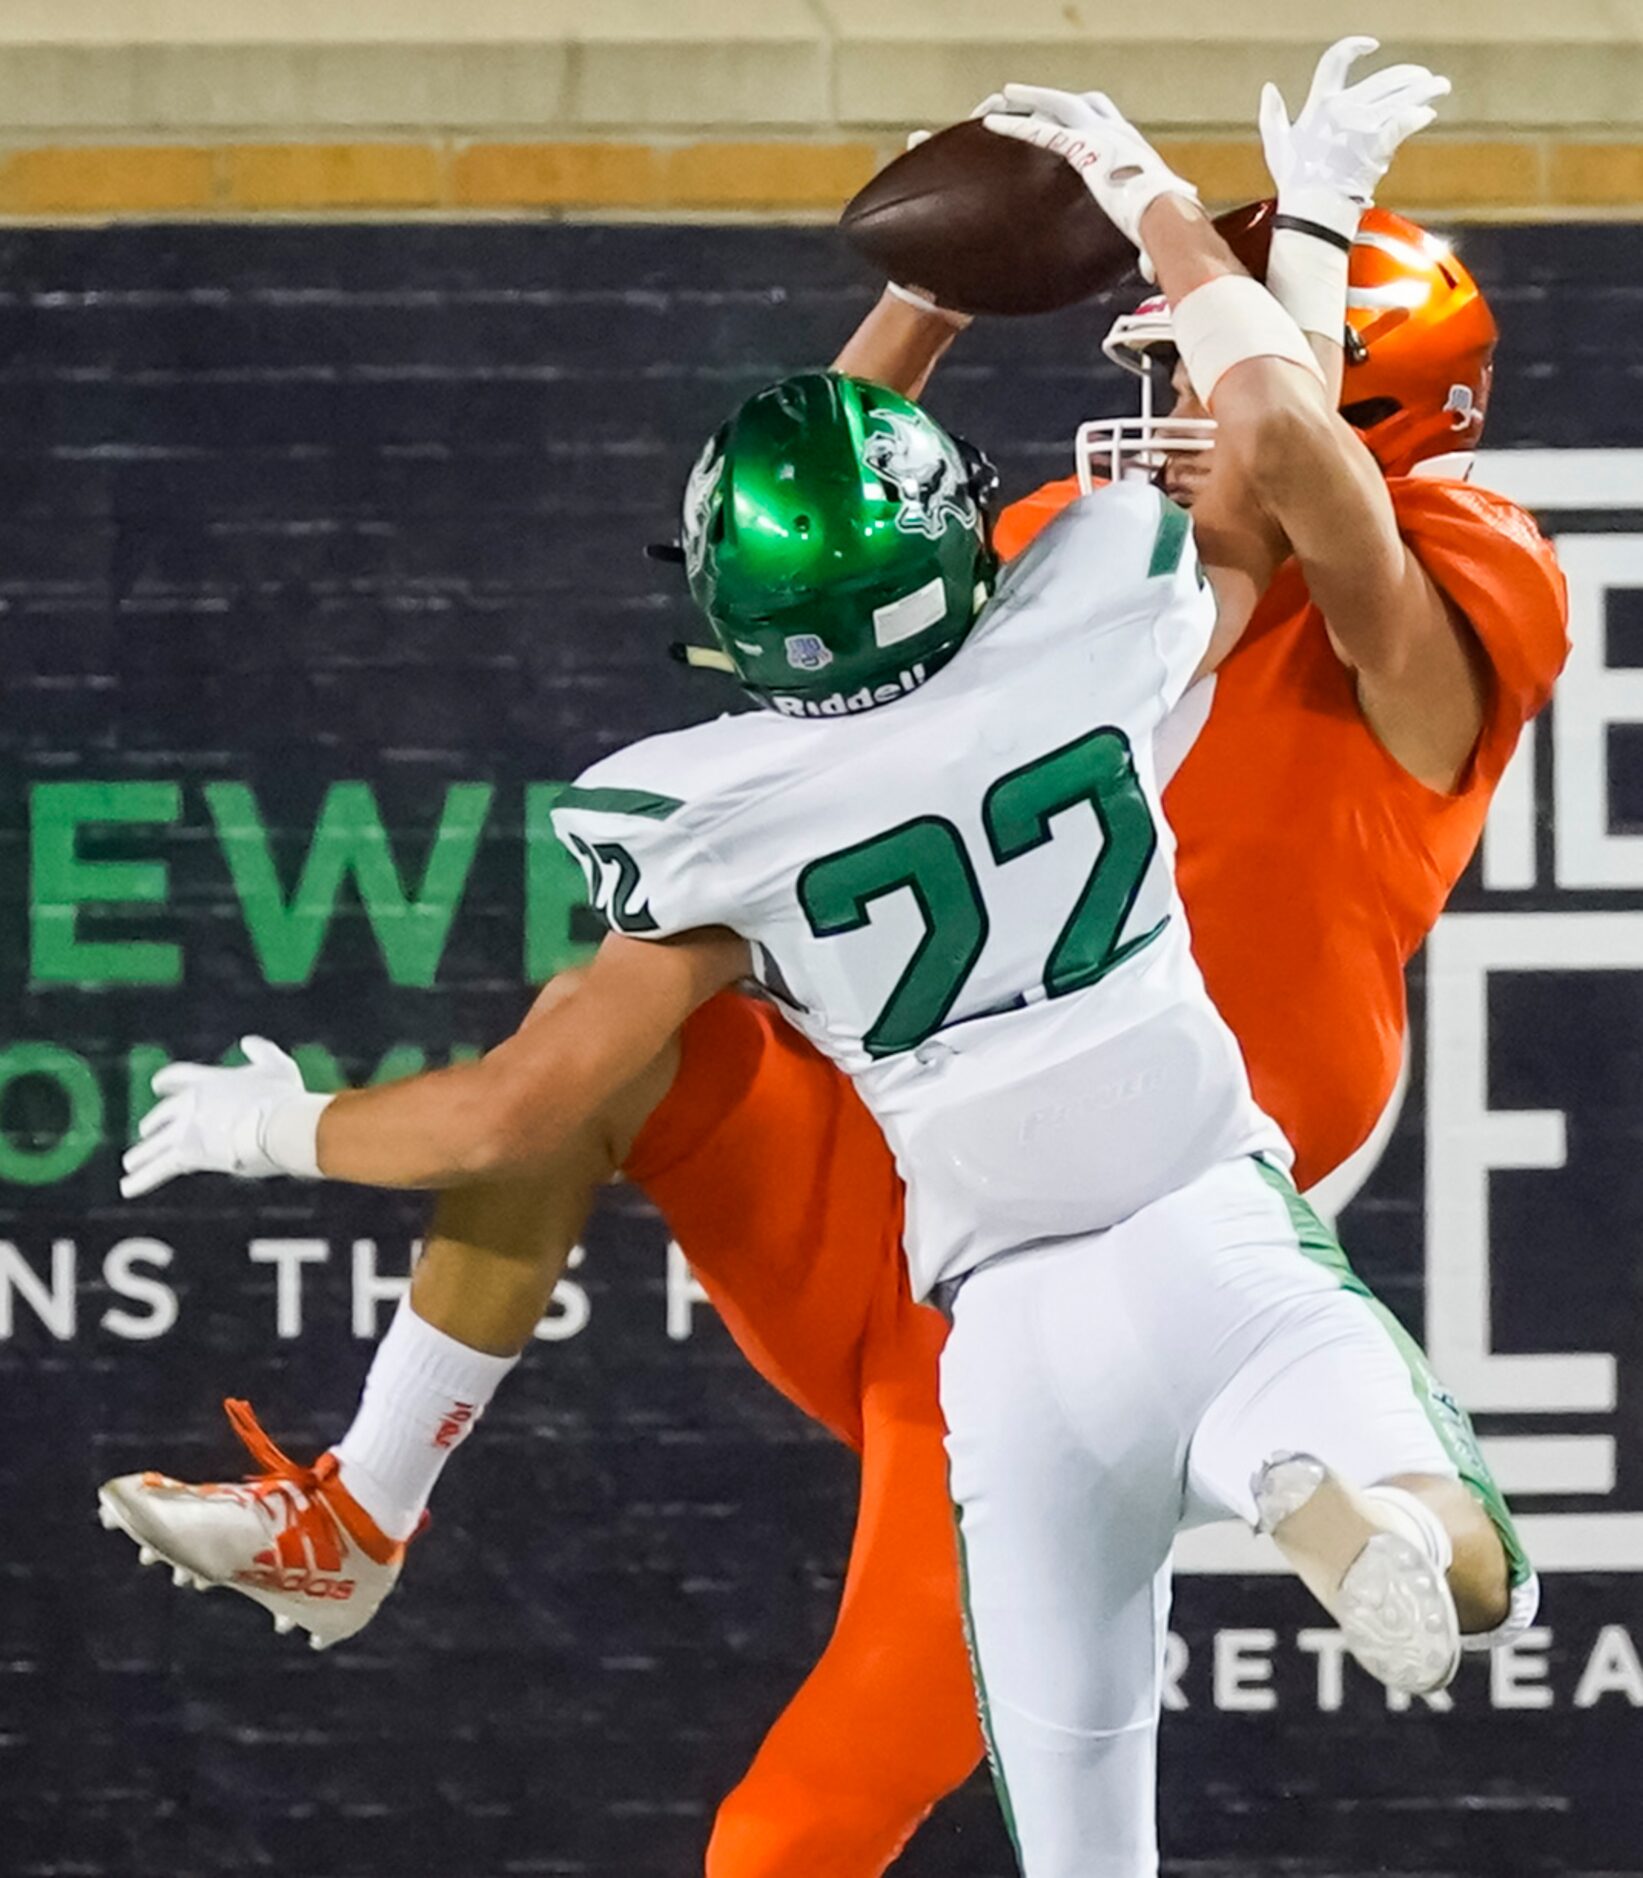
[1254,1453,1461,1697]
[98,1398,412,1652]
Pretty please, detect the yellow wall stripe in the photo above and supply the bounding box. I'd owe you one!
[225,144,445,212]
[0,138,1634,220]
[0,146,217,216]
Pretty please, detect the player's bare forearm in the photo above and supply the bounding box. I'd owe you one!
[1140,195,1456,689]
[832,286,968,400]
[1307,331,1345,406]
[314,929,747,1188]
[1140,195,1253,306]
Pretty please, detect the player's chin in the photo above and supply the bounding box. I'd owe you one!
[1160,464,1207,510]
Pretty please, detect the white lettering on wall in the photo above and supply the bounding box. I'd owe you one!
[1553,533,1643,889]
[1424,912,1640,1416]
[101,1238,177,1340]
[0,1239,76,1340]
[535,1243,591,1342]
[249,1238,330,1340]
[666,1239,714,1343]
[351,1238,411,1338]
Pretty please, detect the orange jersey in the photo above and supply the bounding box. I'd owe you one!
[997,475,1568,1187]
[627,991,906,1450]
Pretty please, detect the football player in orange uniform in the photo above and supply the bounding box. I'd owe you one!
[105,50,1567,1878]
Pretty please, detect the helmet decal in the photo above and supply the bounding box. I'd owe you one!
[681,434,725,579]
[784,632,833,671]
[873,574,948,648]
[1347,278,1432,312]
[862,411,976,541]
[1444,383,1479,430]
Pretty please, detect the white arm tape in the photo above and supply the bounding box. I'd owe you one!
[262,1091,334,1179]
[1266,224,1351,343]
[1171,274,1326,407]
[885,280,972,328]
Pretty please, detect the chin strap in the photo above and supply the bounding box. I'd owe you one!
[1407,451,1477,482]
[670,642,737,673]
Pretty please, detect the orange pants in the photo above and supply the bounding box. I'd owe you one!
[626,994,983,1875]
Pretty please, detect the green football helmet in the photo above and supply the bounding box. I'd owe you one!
[680,372,997,716]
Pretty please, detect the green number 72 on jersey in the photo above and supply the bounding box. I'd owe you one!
[797,726,1164,1058]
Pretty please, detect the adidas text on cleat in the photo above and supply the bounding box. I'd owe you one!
[1253,1452,1461,1697]
[98,1398,411,1650]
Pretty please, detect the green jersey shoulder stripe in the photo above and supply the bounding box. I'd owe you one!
[553,785,683,820]
[1146,496,1191,580]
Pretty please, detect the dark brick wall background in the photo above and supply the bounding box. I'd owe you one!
[0,221,1640,1877]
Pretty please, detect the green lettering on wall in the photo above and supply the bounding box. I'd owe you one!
[524,783,598,983]
[0,1044,104,1186]
[291,1042,434,1093]
[126,1044,169,1141]
[30,782,182,985]
[205,781,494,988]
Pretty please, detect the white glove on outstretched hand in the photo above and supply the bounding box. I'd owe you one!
[120,1037,333,1198]
[1260,36,1450,238]
[980,85,1197,255]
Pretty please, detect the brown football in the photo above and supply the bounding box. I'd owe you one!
[840,118,1138,316]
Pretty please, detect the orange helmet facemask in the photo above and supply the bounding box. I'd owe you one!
[1078,200,1499,492]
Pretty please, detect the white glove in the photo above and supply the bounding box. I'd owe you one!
[980,85,1197,256]
[1260,37,1450,238]
[120,1037,332,1198]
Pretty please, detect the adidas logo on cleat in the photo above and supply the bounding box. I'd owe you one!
[234,1563,358,1600]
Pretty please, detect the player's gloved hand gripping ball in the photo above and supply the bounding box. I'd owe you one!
[978,84,1199,276]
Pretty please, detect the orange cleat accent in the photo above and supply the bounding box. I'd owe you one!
[98,1398,417,1649]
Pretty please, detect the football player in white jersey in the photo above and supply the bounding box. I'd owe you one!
[115,88,1526,1876]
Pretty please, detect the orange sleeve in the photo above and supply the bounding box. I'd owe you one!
[1389,478,1570,789]
[994,476,1083,563]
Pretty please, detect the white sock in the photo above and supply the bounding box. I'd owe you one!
[1363,1485,1455,1576]
[332,1297,521,1541]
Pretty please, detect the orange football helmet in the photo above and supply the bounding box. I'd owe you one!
[1082,200,1499,487]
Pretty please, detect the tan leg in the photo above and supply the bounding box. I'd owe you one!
[408,969,680,1356]
[1383,1472,1511,1635]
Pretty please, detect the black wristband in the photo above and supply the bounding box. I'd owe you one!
[1271,212,1354,255]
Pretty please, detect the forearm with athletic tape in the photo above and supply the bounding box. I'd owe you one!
[1266,212,1353,344]
[1170,275,1326,407]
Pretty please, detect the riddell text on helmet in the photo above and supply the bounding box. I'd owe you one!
[771,664,929,717]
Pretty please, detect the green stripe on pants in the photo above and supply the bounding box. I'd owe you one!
[1252,1156,1534,1594]
[952,1502,1026,1866]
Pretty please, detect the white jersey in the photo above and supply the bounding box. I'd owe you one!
[553,482,1288,1298]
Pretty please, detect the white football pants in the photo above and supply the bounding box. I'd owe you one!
[939,1155,1469,1878]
